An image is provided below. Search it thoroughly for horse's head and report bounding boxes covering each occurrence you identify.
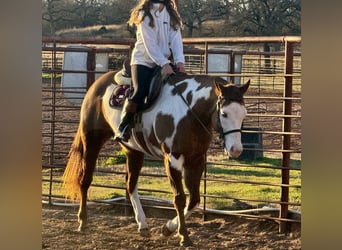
[214,79,250,158]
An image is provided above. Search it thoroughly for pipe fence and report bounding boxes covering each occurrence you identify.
[42,36,301,233]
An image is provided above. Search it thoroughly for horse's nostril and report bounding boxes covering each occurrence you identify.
[231,146,240,153]
[229,145,243,158]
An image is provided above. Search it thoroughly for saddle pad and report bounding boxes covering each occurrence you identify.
[109,84,130,107]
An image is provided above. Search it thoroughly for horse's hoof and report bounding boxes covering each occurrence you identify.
[139,228,151,237]
[77,225,84,232]
[180,238,193,247]
[161,224,173,237]
[77,223,87,232]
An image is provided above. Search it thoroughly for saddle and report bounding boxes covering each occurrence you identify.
[109,60,163,111]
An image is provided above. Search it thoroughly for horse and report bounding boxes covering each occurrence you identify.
[62,70,250,247]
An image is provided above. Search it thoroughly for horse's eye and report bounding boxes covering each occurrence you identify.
[221,112,227,118]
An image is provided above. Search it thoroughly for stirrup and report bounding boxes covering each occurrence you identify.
[114,125,131,142]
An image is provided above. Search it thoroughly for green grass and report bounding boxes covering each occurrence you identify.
[42,73,62,79]
[99,150,126,165]
[42,156,301,211]
[203,157,301,209]
[203,170,301,210]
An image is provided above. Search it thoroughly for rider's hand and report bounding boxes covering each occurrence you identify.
[162,63,175,75]
[161,63,175,79]
[176,62,186,74]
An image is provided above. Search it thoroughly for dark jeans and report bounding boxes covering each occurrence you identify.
[129,64,156,110]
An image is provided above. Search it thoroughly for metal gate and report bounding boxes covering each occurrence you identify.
[42,36,301,233]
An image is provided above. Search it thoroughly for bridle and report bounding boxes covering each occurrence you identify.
[168,75,243,140]
[216,96,243,140]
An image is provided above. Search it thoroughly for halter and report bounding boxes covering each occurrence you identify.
[216,97,242,139]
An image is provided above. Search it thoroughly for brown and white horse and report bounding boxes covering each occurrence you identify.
[62,71,250,246]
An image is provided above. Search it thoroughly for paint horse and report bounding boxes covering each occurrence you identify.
[62,70,250,247]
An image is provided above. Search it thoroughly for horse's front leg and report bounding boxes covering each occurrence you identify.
[124,148,149,235]
[163,153,192,247]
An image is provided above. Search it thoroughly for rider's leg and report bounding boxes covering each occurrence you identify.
[114,64,154,142]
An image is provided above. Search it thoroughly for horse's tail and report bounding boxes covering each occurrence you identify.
[62,125,84,201]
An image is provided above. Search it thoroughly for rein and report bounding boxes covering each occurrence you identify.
[168,75,213,136]
[168,75,242,138]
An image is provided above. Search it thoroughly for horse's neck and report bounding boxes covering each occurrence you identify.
[165,74,219,129]
[194,92,218,131]
[209,99,220,132]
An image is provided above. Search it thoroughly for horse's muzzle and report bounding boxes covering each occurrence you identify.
[226,145,243,158]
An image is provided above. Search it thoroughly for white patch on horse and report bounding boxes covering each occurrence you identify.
[130,187,148,231]
[169,153,185,171]
[220,102,247,158]
[142,77,212,154]
[166,206,197,233]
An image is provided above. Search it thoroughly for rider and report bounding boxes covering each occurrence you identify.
[114,0,187,142]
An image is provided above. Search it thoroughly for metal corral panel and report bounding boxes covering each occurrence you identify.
[208,49,242,84]
[62,45,108,104]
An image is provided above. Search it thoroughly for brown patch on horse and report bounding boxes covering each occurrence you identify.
[168,73,193,83]
[214,78,250,105]
[186,91,193,104]
[172,118,211,167]
[194,75,215,89]
[171,105,215,157]
[171,81,188,96]
[222,85,244,104]
[154,113,175,142]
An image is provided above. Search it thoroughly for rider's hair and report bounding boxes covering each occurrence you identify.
[128,0,183,31]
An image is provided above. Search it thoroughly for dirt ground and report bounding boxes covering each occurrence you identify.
[42,202,300,250]
[42,78,301,249]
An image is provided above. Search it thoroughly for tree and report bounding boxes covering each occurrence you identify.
[229,0,301,68]
[72,0,102,27]
[42,0,301,41]
[42,0,73,35]
[179,0,226,37]
[230,0,301,36]
[98,0,136,25]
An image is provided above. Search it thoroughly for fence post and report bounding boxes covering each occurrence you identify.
[203,154,208,221]
[230,51,235,83]
[204,41,208,74]
[279,40,294,233]
[87,47,96,90]
[48,40,58,205]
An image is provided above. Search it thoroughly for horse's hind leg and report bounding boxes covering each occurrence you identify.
[162,153,192,247]
[78,130,112,231]
[124,147,148,234]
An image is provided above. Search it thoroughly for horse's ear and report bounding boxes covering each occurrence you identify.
[239,79,250,95]
[214,77,225,95]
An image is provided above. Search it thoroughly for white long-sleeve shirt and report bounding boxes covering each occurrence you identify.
[130,4,185,68]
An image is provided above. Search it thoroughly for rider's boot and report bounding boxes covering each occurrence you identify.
[114,100,137,142]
